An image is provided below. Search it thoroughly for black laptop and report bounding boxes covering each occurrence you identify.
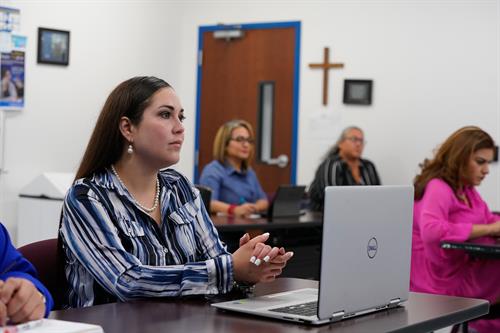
[441,241,500,259]
[265,185,306,219]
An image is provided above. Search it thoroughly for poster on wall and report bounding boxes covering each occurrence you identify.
[0,50,24,108]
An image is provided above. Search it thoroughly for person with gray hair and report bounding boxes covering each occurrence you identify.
[308,126,381,211]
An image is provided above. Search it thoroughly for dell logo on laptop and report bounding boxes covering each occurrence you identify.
[367,237,378,258]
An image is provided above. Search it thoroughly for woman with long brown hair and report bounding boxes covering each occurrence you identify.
[59,77,293,308]
[411,126,500,332]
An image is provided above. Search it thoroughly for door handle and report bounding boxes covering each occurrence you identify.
[256,82,289,169]
[263,154,289,168]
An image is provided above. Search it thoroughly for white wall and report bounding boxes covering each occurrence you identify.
[0,0,499,239]
[175,0,500,206]
[0,0,183,237]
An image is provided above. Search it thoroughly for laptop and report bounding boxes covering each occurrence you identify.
[441,241,500,259]
[212,185,414,325]
[264,185,306,219]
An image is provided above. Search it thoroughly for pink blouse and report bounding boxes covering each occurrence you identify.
[410,178,500,332]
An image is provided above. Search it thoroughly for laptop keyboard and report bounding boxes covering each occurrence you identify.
[269,301,318,316]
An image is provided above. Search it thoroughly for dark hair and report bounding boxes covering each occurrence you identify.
[75,76,171,180]
[413,126,495,200]
[1,68,10,77]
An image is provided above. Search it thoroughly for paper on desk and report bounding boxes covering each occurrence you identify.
[6,319,104,333]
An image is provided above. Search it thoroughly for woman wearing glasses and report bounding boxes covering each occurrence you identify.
[199,120,269,217]
[308,126,381,211]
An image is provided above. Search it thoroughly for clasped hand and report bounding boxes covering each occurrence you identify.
[232,233,294,284]
[0,278,45,325]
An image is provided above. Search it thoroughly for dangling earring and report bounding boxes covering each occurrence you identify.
[127,144,134,154]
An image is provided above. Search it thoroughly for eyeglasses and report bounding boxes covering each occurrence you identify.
[345,137,366,145]
[230,136,255,144]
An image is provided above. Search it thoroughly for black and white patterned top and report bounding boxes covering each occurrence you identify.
[308,155,381,211]
[60,168,233,308]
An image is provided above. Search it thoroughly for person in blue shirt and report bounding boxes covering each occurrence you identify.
[199,120,269,217]
[60,77,293,308]
[0,223,53,324]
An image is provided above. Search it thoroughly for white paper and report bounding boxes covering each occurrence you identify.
[307,110,342,141]
[10,319,104,333]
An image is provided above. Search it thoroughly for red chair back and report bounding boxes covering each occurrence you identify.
[18,238,66,310]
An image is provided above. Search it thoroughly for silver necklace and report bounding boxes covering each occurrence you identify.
[111,165,160,214]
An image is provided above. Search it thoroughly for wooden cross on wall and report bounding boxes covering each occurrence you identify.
[309,47,344,105]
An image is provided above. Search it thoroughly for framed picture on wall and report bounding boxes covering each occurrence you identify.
[343,79,373,105]
[37,27,70,66]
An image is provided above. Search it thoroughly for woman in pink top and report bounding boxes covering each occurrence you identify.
[411,126,500,333]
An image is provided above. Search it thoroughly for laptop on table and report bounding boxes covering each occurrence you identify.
[212,185,414,325]
[262,185,306,220]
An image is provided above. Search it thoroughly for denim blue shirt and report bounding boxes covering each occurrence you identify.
[199,160,267,204]
[0,223,54,316]
[60,168,233,308]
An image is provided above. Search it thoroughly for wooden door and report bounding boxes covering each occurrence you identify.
[194,22,300,193]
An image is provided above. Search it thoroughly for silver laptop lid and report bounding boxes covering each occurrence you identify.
[318,185,414,320]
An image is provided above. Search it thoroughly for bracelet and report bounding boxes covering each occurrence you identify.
[232,281,255,295]
[228,204,237,216]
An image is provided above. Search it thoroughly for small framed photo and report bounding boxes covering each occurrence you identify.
[343,79,373,105]
[37,27,70,66]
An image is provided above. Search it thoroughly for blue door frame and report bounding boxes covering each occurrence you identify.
[194,21,301,184]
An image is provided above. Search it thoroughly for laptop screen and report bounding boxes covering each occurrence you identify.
[267,185,306,219]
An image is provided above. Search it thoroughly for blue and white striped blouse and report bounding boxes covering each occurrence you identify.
[60,168,234,308]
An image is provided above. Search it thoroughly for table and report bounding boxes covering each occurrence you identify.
[212,211,323,279]
[50,278,489,333]
[210,210,322,231]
